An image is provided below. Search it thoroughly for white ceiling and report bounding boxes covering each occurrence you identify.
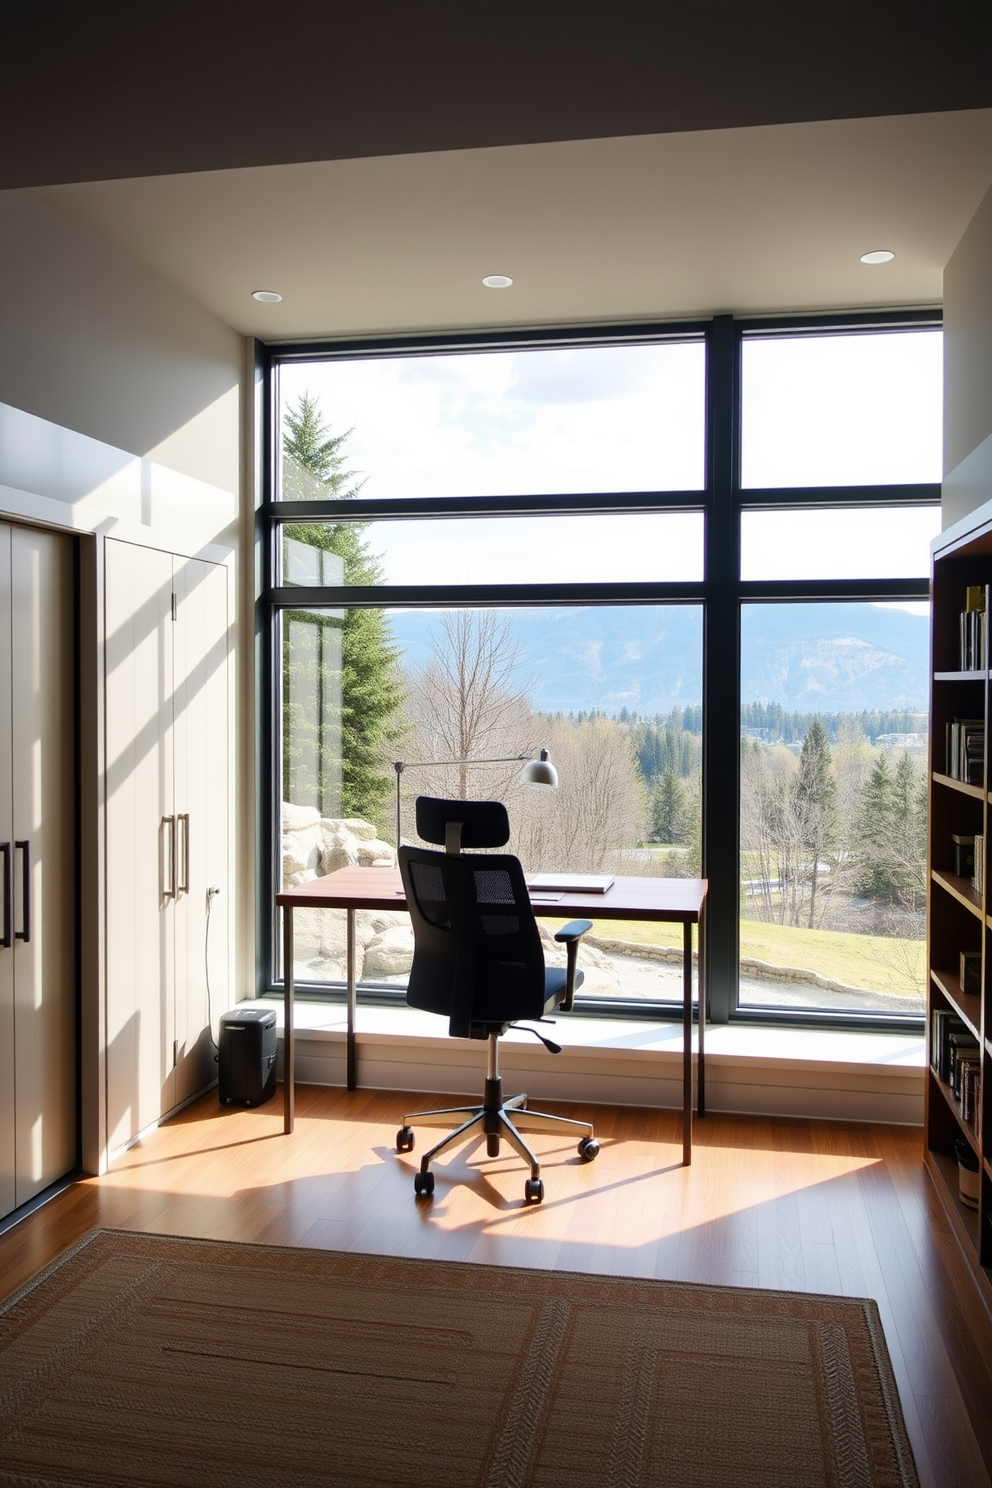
[35,109,992,341]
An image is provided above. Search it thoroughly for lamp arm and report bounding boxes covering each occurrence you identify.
[393,750,550,847]
[394,754,529,772]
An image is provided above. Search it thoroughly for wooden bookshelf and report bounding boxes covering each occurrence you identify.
[927,504,992,1302]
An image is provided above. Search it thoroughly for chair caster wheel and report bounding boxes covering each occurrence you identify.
[396,1126,415,1153]
[524,1177,544,1204]
[414,1170,435,1198]
[487,1133,501,1157]
[578,1137,600,1162]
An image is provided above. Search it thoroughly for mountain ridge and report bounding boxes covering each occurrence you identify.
[387,602,929,715]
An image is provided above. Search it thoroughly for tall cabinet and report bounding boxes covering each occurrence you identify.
[0,523,76,1220]
[104,538,230,1154]
[927,502,992,1306]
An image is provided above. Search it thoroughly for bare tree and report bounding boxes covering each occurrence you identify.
[401,612,648,868]
[740,740,795,922]
[411,612,530,789]
[400,611,533,836]
[514,716,648,872]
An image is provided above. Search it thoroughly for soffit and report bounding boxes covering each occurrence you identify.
[34,111,992,338]
[4,1,991,190]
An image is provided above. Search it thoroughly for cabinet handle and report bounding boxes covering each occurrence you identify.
[163,816,176,899]
[14,840,30,943]
[178,813,190,895]
[0,843,10,949]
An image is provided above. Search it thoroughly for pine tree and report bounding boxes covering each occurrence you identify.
[651,768,686,844]
[282,392,405,828]
[852,751,896,901]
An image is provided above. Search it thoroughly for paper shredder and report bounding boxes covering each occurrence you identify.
[218,1007,278,1106]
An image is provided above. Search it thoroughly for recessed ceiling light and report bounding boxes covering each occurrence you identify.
[859,250,895,265]
[482,274,513,289]
[252,289,283,303]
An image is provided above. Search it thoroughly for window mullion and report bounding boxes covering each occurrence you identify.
[702,315,742,1024]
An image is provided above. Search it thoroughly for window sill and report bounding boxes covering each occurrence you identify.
[257,998,924,1125]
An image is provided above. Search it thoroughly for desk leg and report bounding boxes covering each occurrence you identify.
[346,907,357,1091]
[284,904,295,1135]
[682,920,692,1165]
[697,902,706,1117]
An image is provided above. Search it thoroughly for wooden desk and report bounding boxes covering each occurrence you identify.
[276,868,707,1162]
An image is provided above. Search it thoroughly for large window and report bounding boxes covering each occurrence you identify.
[262,316,940,1028]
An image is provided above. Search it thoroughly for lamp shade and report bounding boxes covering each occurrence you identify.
[521,749,557,789]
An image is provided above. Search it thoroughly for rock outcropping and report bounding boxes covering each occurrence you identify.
[281,801,621,994]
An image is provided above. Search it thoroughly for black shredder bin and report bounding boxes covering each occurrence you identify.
[218,1007,278,1106]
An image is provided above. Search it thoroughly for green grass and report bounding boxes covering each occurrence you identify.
[570,914,924,999]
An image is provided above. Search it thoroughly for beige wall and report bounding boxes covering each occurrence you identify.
[0,190,242,496]
[942,180,992,527]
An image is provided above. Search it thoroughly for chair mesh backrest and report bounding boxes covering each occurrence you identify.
[400,846,546,1033]
[406,859,450,930]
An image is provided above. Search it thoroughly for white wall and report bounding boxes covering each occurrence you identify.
[0,190,242,497]
[943,180,992,527]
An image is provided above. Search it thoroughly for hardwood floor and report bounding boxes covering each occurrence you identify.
[2,1085,991,1487]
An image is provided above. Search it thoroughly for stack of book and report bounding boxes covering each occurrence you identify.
[960,585,987,670]
[946,717,985,784]
[973,834,985,895]
[931,1008,982,1127]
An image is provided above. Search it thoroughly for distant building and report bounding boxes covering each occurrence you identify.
[875,733,928,751]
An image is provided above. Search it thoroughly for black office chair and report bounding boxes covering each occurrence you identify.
[395,796,599,1204]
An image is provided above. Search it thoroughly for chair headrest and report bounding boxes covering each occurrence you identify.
[415,796,510,850]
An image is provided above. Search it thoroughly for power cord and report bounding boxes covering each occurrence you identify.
[206,884,221,1055]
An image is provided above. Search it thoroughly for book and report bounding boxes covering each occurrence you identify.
[960,587,987,670]
[931,1009,978,1084]
[958,1058,981,1126]
[946,718,985,784]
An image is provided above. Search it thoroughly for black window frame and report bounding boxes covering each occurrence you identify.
[257,309,939,1031]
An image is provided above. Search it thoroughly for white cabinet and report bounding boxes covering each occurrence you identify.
[0,523,75,1218]
[104,539,230,1152]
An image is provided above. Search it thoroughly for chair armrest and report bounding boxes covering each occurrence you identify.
[554,920,593,1011]
[554,919,593,943]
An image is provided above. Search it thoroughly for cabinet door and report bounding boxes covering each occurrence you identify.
[104,539,176,1149]
[0,526,13,1216]
[172,556,229,1105]
[10,525,76,1204]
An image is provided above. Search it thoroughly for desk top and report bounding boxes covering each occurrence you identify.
[277,865,706,922]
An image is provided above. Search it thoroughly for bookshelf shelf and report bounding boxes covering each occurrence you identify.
[927,511,992,1309]
[931,868,983,917]
[930,968,981,1037]
[931,771,986,801]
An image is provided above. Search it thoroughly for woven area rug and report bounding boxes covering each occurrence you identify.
[0,1229,917,1488]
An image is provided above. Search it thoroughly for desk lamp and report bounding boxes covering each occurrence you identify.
[393,748,556,848]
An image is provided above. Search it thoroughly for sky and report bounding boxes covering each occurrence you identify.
[279,329,943,595]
